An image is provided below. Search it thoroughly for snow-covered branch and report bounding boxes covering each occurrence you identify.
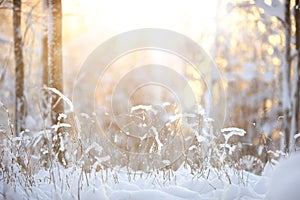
[254,0,284,21]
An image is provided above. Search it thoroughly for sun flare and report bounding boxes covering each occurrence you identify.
[62,0,228,52]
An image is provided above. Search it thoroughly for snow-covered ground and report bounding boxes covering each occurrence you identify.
[1,152,300,200]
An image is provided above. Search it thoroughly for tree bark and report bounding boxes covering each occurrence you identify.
[294,0,300,137]
[283,0,292,152]
[42,0,49,120]
[48,0,67,166]
[13,0,25,135]
[48,0,64,124]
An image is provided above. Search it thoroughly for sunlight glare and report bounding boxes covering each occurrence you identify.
[62,0,228,52]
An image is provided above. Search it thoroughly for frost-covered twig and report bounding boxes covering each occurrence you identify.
[221,127,246,143]
[45,87,74,113]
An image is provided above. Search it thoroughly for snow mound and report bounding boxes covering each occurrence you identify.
[0,165,266,200]
[266,153,300,200]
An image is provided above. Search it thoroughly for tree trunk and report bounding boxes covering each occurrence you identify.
[42,0,49,120]
[13,0,25,135]
[48,0,67,166]
[294,0,300,137]
[283,0,292,152]
[48,0,64,124]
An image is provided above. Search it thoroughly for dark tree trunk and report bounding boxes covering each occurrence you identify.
[294,0,300,137]
[13,0,25,135]
[283,0,292,152]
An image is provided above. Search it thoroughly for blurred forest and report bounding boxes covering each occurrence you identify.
[0,0,300,174]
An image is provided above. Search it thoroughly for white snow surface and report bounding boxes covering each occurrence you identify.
[1,153,300,199]
[265,153,300,200]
